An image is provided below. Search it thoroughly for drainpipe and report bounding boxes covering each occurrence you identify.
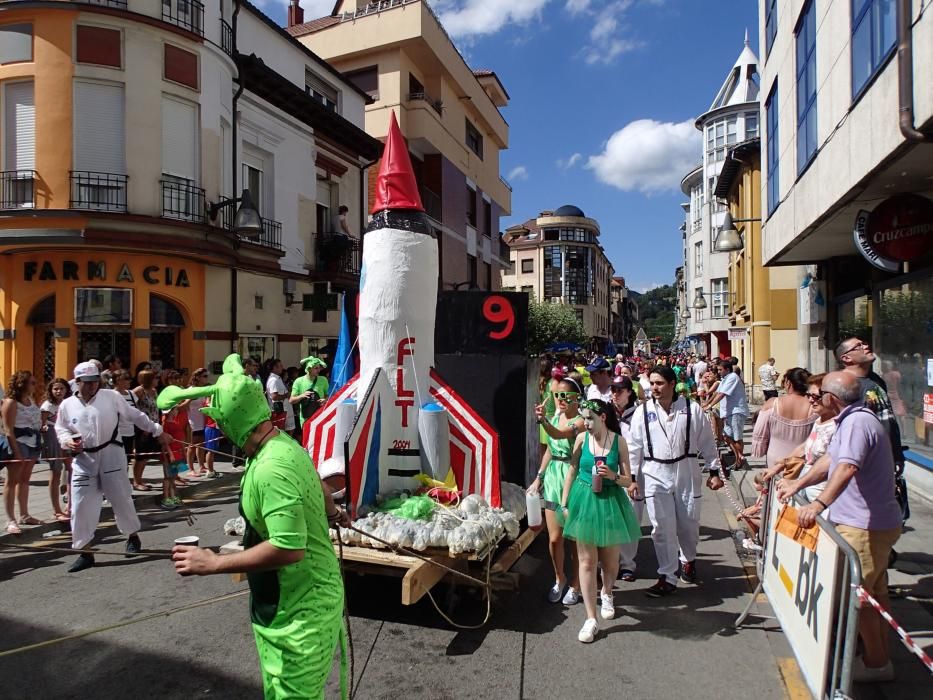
[897,0,933,142]
[230,0,244,353]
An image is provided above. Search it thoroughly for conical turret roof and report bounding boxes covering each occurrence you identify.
[708,30,759,111]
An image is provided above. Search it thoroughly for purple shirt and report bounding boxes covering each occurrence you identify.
[827,402,901,530]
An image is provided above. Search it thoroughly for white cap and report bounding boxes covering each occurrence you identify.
[318,457,346,499]
[74,361,101,381]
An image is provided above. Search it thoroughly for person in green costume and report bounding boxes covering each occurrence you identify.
[162,354,349,699]
[291,356,329,427]
[531,377,585,606]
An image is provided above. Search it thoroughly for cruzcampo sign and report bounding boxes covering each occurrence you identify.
[23,260,191,287]
[854,193,933,273]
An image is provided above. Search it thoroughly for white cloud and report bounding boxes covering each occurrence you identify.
[637,282,663,293]
[429,0,550,39]
[565,0,592,13]
[508,165,529,181]
[556,153,583,169]
[587,118,701,193]
[581,0,641,65]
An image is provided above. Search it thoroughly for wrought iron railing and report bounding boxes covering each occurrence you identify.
[162,0,204,36]
[499,174,512,192]
[76,0,128,8]
[220,18,233,56]
[407,91,443,115]
[221,205,283,251]
[0,170,36,209]
[317,232,361,276]
[161,178,205,222]
[70,171,128,212]
[419,186,442,221]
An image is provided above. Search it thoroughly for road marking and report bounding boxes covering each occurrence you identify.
[777,657,810,700]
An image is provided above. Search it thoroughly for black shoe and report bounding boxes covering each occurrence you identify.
[126,534,142,555]
[68,553,95,573]
[619,569,636,582]
[680,560,697,584]
[645,576,677,598]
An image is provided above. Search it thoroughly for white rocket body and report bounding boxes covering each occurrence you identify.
[357,225,441,489]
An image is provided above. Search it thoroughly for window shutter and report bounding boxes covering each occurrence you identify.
[4,81,34,170]
[74,81,125,173]
[161,97,197,179]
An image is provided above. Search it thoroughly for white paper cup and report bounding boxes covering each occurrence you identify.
[174,535,200,547]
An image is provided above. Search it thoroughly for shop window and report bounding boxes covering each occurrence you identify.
[240,335,276,365]
[150,295,185,327]
[75,288,132,325]
[851,0,896,99]
[0,24,32,65]
[26,294,55,325]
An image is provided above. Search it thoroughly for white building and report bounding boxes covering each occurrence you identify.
[680,35,761,358]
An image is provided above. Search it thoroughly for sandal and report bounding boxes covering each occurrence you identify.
[19,515,42,526]
[6,521,22,535]
[55,512,71,523]
[133,483,153,491]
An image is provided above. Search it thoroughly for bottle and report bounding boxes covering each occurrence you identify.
[525,490,543,531]
[591,462,603,493]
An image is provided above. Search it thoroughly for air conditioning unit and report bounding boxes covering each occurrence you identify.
[283,278,297,295]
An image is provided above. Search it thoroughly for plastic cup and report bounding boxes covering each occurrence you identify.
[174,535,200,547]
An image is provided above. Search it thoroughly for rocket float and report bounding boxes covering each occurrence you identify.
[306,113,501,513]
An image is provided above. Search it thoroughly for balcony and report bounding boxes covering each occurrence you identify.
[0,170,36,209]
[70,171,128,212]
[316,232,361,286]
[162,0,204,36]
[161,178,205,223]
[220,18,233,56]
[219,206,283,251]
[407,91,443,116]
[499,175,512,192]
[419,186,442,221]
[76,0,128,7]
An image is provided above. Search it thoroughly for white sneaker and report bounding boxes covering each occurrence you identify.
[578,617,599,643]
[599,592,615,620]
[547,582,564,604]
[852,657,894,683]
[562,586,581,605]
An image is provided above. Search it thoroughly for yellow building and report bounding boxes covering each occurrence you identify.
[288,0,511,290]
[712,138,802,397]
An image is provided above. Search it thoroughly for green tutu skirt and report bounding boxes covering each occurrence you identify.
[560,478,641,547]
[542,458,570,509]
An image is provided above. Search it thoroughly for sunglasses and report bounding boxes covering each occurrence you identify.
[805,390,828,401]
[552,391,579,401]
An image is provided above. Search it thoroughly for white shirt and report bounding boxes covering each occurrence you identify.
[693,360,708,384]
[758,363,779,390]
[265,374,295,431]
[56,388,162,451]
[586,383,613,403]
[188,397,207,431]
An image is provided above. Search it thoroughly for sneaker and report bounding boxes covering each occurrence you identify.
[645,576,677,598]
[680,560,697,585]
[159,499,178,511]
[619,568,636,582]
[577,617,599,643]
[125,534,142,555]
[68,552,95,573]
[547,582,564,604]
[599,592,615,620]
[852,657,894,683]
[562,587,581,605]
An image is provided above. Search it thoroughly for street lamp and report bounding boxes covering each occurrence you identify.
[693,290,708,309]
[208,188,263,237]
[713,211,763,253]
[681,306,691,319]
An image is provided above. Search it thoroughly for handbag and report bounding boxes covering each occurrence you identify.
[0,434,13,470]
[781,456,806,480]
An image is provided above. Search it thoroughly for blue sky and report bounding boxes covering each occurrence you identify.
[262,0,759,292]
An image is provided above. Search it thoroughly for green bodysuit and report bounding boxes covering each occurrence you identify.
[158,353,346,699]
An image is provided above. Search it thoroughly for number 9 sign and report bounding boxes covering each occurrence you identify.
[482,295,515,340]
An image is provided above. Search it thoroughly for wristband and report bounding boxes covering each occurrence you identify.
[326,510,342,523]
[814,498,829,511]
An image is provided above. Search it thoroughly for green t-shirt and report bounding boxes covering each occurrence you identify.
[291,374,329,425]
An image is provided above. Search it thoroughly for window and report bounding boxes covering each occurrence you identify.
[162,0,204,36]
[851,0,896,97]
[345,65,378,100]
[694,242,703,277]
[0,24,32,65]
[694,287,705,321]
[765,0,777,56]
[711,278,729,318]
[766,83,780,215]
[465,118,483,159]
[408,72,424,96]
[305,69,337,112]
[76,25,121,68]
[745,111,759,139]
[164,44,198,90]
[239,335,276,365]
[520,285,533,294]
[73,81,126,210]
[574,308,584,325]
[484,261,491,291]
[162,96,198,180]
[243,163,263,215]
[254,294,263,310]
[691,186,703,229]
[726,115,737,145]
[543,245,562,300]
[316,179,334,233]
[465,185,477,227]
[75,288,132,325]
[521,258,533,273]
[3,81,35,208]
[483,198,492,237]
[467,254,477,287]
[796,1,818,172]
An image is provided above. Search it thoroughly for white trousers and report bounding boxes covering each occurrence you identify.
[71,446,140,550]
[645,489,701,585]
[619,471,646,572]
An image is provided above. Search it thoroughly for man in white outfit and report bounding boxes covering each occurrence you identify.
[628,365,724,596]
[57,362,171,572]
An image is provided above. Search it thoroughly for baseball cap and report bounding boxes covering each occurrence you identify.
[74,361,101,381]
[585,357,611,373]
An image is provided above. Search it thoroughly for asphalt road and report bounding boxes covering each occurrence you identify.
[0,472,797,700]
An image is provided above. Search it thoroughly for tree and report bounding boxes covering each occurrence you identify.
[635,284,677,349]
[527,299,586,355]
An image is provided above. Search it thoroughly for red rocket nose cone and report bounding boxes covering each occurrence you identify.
[371,112,424,215]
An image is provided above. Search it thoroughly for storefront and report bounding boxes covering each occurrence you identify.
[0,251,205,385]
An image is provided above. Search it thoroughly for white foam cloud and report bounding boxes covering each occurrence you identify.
[429,0,550,39]
[508,165,529,181]
[556,153,583,169]
[587,119,701,193]
[581,0,641,65]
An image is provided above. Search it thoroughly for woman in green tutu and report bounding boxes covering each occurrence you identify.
[531,377,585,605]
[559,398,640,643]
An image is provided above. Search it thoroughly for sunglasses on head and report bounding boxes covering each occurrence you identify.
[552,391,579,401]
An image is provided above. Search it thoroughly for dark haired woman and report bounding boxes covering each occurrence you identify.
[1,371,42,533]
[558,398,640,642]
[532,377,585,605]
[752,367,815,468]
[610,376,637,426]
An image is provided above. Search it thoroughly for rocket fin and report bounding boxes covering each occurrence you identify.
[304,374,359,469]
